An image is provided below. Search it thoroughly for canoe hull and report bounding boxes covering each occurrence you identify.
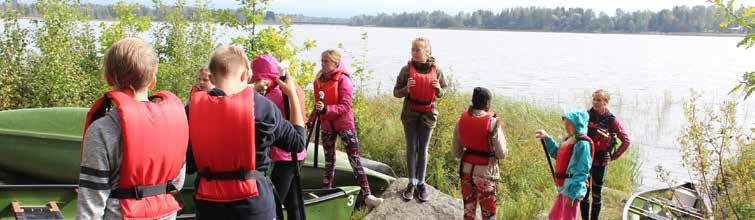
[0,185,361,219]
[0,134,80,183]
[0,108,395,193]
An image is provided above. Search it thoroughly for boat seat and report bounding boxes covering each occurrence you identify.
[11,201,64,220]
[671,188,697,209]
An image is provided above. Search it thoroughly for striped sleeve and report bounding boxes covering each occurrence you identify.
[77,115,120,220]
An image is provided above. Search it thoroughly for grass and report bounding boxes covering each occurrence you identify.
[345,89,640,219]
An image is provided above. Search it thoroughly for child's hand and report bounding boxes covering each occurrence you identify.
[252,80,270,94]
[315,101,325,112]
[407,78,416,89]
[275,74,298,97]
[431,79,441,90]
[534,129,549,139]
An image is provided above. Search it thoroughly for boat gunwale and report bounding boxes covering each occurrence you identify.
[0,184,79,189]
[175,186,359,206]
[0,128,81,142]
[0,107,85,141]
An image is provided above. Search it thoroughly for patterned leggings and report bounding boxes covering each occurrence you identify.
[461,174,497,220]
[321,129,372,195]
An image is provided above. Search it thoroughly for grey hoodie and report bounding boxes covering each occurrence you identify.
[77,110,185,220]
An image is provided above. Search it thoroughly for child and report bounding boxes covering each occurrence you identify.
[535,111,594,220]
[581,89,631,220]
[78,37,188,220]
[313,49,383,207]
[393,37,447,202]
[452,87,508,220]
[195,66,214,91]
[186,46,307,219]
[251,54,307,220]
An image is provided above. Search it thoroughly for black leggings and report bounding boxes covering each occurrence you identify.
[271,161,304,220]
[580,165,606,220]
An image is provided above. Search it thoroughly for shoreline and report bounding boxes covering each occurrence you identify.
[13,17,745,38]
[323,23,747,38]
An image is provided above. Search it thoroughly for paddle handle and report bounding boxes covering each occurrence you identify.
[312,92,325,169]
[313,116,321,169]
[541,139,556,182]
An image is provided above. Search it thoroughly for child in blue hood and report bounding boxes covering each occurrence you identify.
[535,111,593,220]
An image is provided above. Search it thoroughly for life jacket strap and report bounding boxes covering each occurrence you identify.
[553,172,573,179]
[199,168,256,181]
[463,148,495,157]
[407,97,435,106]
[110,182,177,200]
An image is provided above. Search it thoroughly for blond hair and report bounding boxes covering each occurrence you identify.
[593,89,611,102]
[103,37,158,90]
[317,49,342,81]
[208,46,250,79]
[412,37,432,55]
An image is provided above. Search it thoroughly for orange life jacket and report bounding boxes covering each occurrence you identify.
[458,111,497,165]
[189,87,259,202]
[83,90,188,219]
[314,70,350,121]
[407,60,438,112]
[554,135,595,187]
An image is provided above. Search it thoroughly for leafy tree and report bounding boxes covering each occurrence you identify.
[225,0,316,86]
[714,0,754,99]
[98,1,151,51]
[0,0,29,109]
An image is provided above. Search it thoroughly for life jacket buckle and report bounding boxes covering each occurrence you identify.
[166,181,178,194]
[133,185,143,200]
[201,167,214,180]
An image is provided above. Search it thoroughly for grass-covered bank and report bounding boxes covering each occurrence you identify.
[345,90,640,219]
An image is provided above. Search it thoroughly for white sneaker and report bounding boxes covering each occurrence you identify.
[365,194,384,208]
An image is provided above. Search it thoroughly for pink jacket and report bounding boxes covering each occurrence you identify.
[252,55,308,162]
[315,63,356,132]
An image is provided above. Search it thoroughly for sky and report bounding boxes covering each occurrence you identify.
[80,0,755,18]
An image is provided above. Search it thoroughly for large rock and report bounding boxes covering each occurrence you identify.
[364,178,480,220]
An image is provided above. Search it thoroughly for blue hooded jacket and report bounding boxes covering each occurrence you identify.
[544,110,592,201]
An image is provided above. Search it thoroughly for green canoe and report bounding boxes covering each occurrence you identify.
[0,107,394,189]
[0,184,361,219]
[0,107,396,219]
[622,182,707,220]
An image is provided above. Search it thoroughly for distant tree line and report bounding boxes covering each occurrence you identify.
[350,5,751,33]
[0,1,349,24]
[2,1,748,33]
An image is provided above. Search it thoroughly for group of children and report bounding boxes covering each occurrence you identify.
[392,37,631,220]
[76,36,630,220]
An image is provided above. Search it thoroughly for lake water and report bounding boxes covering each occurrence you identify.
[6,21,755,191]
[282,25,755,191]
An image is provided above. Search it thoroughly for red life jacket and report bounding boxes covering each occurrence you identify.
[407,60,438,113]
[553,135,595,187]
[458,111,497,165]
[82,90,188,219]
[314,70,350,121]
[189,87,259,202]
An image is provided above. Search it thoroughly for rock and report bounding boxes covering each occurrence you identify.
[364,178,480,220]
